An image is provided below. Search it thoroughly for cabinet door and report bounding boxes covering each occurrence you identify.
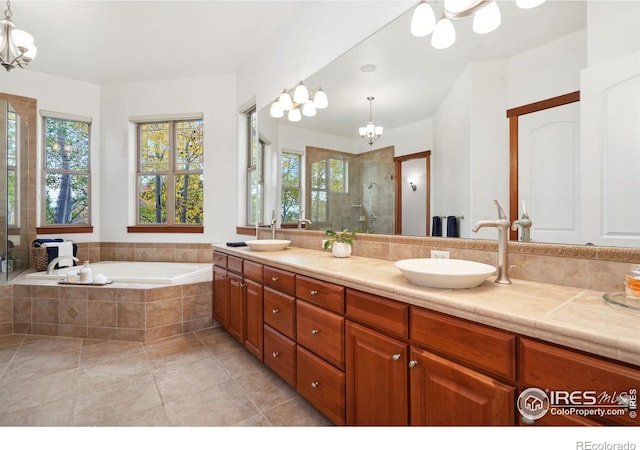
[409,346,514,426]
[244,278,263,361]
[212,267,228,327]
[346,321,408,426]
[227,272,245,343]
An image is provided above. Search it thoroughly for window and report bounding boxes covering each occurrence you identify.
[310,157,348,223]
[246,107,264,226]
[136,119,203,225]
[42,113,91,226]
[7,107,17,227]
[281,151,301,224]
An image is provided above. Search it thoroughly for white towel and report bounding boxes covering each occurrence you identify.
[43,241,74,268]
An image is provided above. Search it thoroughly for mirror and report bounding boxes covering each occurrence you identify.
[258,1,639,246]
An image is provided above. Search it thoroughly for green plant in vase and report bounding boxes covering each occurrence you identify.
[323,229,356,258]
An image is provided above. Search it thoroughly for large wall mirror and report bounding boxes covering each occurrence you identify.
[258,1,640,247]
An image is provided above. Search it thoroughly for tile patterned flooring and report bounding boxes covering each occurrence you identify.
[0,327,331,426]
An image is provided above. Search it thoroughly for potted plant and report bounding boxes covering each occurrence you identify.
[323,229,356,258]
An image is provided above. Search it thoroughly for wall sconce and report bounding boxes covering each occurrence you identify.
[408,178,417,191]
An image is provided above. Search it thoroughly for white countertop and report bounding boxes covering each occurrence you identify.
[213,243,640,367]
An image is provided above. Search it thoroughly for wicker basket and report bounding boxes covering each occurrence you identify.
[32,246,50,272]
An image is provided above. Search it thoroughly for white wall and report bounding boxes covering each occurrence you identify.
[1,70,101,242]
[587,0,640,68]
[99,75,237,244]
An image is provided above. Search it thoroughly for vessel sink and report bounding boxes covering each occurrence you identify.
[394,258,496,289]
[245,239,291,251]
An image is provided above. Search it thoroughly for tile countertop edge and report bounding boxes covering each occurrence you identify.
[212,244,640,366]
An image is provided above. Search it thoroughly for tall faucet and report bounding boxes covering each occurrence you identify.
[271,210,277,240]
[511,201,532,243]
[471,200,511,284]
[297,218,312,229]
[47,256,80,274]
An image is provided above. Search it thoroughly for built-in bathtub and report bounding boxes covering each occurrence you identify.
[24,261,212,285]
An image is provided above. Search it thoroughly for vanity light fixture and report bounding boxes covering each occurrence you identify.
[411,0,545,49]
[269,81,328,122]
[359,96,383,146]
[0,0,37,71]
[408,179,418,191]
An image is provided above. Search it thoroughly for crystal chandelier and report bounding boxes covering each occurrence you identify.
[0,0,37,71]
[359,96,383,146]
[270,81,328,122]
[411,0,546,50]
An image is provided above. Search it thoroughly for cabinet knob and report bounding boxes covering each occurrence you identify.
[311,329,319,335]
[272,352,279,358]
[271,276,279,281]
[310,290,318,295]
[391,353,401,361]
[408,360,418,368]
[240,282,246,288]
[311,381,319,388]
[272,308,279,314]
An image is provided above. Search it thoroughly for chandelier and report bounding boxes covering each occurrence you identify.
[0,0,37,71]
[411,0,546,50]
[359,96,383,146]
[270,81,328,122]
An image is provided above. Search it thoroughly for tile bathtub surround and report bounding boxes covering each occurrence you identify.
[10,281,213,342]
[0,329,331,426]
[266,229,640,293]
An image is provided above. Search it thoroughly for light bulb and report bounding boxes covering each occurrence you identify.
[288,108,301,122]
[313,89,328,109]
[12,29,34,50]
[358,127,367,137]
[375,126,383,137]
[516,0,545,9]
[270,99,284,118]
[278,90,293,111]
[302,101,316,117]
[431,17,456,49]
[411,2,436,37]
[293,82,309,104]
[444,0,476,14]
[366,122,375,135]
[473,1,501,34]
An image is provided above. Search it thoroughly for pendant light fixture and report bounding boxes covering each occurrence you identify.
[411,0,545,49]
[358,96,383,146]
[0,0,37,71]
[270,81,328,122]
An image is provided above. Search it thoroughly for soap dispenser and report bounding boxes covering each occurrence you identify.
[79,261,93,283]
[625,264,640,298]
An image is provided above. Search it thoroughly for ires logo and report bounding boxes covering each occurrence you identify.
[517,387,637,423]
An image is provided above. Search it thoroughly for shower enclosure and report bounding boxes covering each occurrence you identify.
[1,93,36,281]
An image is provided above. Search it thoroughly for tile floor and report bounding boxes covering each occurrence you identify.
[0,326,331,427]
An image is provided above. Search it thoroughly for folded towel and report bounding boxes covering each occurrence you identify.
[43,241,75,268]
[432,216,442,237]
[226,242,247,247]
[32,238,64,247]
[446,216,459,238]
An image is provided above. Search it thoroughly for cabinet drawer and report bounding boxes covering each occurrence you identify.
[346,289,408,340]
[228,255,243,273]
[296,275,344,314]
[243,260,263,283]
[212,251,228,268]
[410,307,516,381]
[264,287,296,340]
[297,300,345,370]
[297,346,346,426]
[263,325,296,387]
[520,338,640,426]
[263,266,296,296]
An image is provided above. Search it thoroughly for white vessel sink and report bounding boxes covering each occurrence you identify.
[395,258,496,289]
[245,239,291,252]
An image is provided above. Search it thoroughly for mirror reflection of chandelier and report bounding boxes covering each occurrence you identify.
[411,0,546,50]
[359,96,383,146]
[269,81,328,122]
[0,0,37,71]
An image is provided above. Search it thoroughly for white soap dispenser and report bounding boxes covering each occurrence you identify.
[79,261,93,283]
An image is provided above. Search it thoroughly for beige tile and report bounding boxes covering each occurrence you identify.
[235,367,298,412]
[0,396,74,426]
[152,357,231,402]
[198,329,245,355]
[0,368,79,415]
[118,302,145,328]
[87,301,117,327]
[146,298,182,328]
[32,298,59,324]
[263,396,332,426]
[215,347,266,379]
[80,339,144,366]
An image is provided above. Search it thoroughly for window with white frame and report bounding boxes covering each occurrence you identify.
[42,112,91,226]
[135,118,204,225]
[7,107,18,228]
[246,107,265,226]
[281,151,301,224]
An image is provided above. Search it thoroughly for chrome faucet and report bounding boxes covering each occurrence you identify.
[297,218,312,229]
[511,201,532,243]
[47,256,79,274]
[271,210,277,240]
[471,199,511,284]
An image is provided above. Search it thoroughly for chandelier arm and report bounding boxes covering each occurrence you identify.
[444,0,490,20]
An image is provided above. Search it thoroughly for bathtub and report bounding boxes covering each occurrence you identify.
[24,261,213,285]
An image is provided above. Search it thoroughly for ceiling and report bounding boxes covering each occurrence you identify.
[9,0,305,84]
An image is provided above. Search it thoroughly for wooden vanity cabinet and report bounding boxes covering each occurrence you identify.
[243,261,264,361]
[227,271,245,343]
[212,266,228,327]
[264,324,296,386]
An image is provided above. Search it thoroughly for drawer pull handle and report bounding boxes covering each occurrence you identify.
[272,309,279,314]
[310,290,318,295]
[272,352,279,358]
[408,360,418,368]
[391,353,401,361]
[311,329,319,335]
[311,381,319,388]
[271,276,279,281]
